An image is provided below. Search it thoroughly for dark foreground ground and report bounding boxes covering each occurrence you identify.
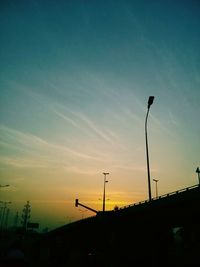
[0,224,200,267]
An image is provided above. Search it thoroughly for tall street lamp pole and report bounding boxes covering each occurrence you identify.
[196,167,200,185]
[145,96,155,201]
[153,179,159,199]
[102,172,109,212]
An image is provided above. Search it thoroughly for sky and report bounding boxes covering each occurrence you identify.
[0,0,200,230]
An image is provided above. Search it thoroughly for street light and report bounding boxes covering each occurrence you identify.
[145,96,155,201]
[153,179,159,199]
[196,167,200,185]
[102,172,109,212]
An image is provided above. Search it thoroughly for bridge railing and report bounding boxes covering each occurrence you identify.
[119,184,200,210]
[74,184,200,222]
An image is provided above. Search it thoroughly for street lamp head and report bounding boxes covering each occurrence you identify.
[153,179,159,182]
[103,172,109,175]
[148,96,155,109]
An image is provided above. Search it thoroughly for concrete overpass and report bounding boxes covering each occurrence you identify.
[42,184,200,266]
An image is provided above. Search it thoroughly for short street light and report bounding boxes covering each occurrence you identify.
[145,96,155,201]
[153,179,159,199]
[196,167,200,185]
[102,172,109,212]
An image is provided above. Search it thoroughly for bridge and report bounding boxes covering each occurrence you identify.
[41,184,200,266]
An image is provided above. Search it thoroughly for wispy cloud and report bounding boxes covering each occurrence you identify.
[68,110,114,143]
[0,126,144,175]
[168,110,178,125]
[111,164,158,172]
[53,110,81,129]
[0,155,53,169]
[0,125,48,148]
[75,112,112,142]
[148,113,178,139]
[0,125,106,170]
[53,103,122,146]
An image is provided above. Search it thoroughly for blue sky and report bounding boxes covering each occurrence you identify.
[0,0,200,230]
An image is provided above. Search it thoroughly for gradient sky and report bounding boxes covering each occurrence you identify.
[0,0,200,230]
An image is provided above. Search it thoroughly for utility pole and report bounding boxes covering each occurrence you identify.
[21,201,31,231]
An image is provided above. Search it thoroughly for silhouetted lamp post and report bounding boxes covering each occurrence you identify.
[153,179,159,199]
[196,167,200,185]
[145,96,155,201]
[102,172,109,212]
